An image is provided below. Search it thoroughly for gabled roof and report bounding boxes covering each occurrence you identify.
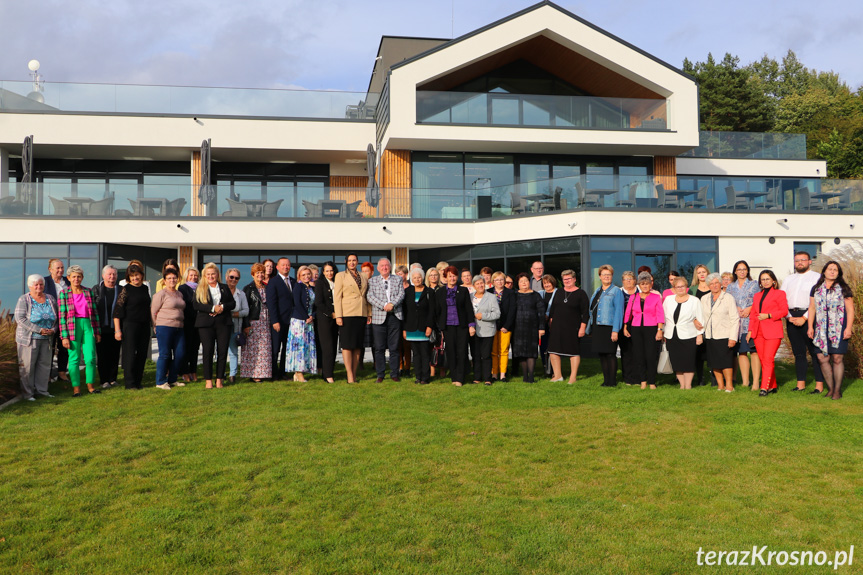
[389,1,693,82]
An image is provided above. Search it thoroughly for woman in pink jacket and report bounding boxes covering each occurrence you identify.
[622,272,665,389]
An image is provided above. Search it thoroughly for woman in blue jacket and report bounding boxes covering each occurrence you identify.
[587,265,624,387]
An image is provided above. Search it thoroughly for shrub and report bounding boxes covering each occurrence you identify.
[0,306,20,402]
[813,241,863,379]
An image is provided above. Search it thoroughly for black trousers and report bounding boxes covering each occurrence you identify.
[372,314,401,379]
[472,335,494,383]
[619,333,637,384]
[630,325,660,386]
[316,314,339,380]
[271,324,289,379]
[181,324,200,376]
[786,312,824,382]
[121,321,150,389]
[694,340,707,384]
[51,332,69,376]
[96,325,121,384]
[200,322,232,380]
[411,340,431,382]
[443,325,469,383]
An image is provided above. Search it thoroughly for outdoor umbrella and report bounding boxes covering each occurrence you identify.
[21,135,33,208]
[365,143,380,208]
[198,139,215,211]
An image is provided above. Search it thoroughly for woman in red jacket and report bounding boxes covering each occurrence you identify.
[746,270,788,396]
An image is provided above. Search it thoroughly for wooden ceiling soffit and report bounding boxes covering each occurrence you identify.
[417,34,663,100]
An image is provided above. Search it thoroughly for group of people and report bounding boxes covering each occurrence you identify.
[13,250,855,401]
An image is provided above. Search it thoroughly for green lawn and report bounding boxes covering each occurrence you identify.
[1,360,861,574]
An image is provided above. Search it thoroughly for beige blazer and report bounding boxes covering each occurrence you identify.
[700,291,740,341]
[333,270,370,319]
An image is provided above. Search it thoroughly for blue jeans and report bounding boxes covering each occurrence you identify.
[155,326,186,385]
[228,331,239,377]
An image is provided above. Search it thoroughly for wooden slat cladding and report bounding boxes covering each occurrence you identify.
[381,150,411,217]
[329,176,372,217]
[653,156,676,189]
[419,35,663,100]
[178,246,195,277]
[191,151,205,217]
[394,247,408,268]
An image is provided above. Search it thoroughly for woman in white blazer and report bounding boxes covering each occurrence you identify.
[663,276,704,389]
[700,273,740,392]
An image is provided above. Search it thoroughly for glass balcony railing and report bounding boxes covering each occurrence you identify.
[0,80,379,120]
[680,131,807,160]
[416,91,668,130]
[1,177,861,220]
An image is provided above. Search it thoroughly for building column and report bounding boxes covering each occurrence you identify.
[178,245,197,276]
[654,156,676,190]
[393,247,409,268]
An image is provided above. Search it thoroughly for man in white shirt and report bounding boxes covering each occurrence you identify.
[783,251,824,392]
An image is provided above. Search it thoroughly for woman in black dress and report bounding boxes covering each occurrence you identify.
[511,273,546,383]
[113,263,152,390]
[314,261,339,383]
[547,269,589,384]
[540,274,558,376]
[689,264,711,385]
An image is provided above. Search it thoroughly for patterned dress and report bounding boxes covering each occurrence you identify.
[726,279,759,339]
[240,286,272,379]
[286,286,317,373]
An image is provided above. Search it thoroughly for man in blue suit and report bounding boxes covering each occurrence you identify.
[43,258,70,382]
[266,257,295,380]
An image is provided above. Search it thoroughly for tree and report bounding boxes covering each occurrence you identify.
[683,53,773,132]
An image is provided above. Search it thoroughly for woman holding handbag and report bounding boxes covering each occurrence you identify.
[747,270,788,396]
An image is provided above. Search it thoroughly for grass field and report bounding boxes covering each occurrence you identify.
[1,359,861,574]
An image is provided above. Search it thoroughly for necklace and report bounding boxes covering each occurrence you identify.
[563,289,574,303]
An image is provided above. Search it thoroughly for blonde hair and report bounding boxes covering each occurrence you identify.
[435,261,449,271]
[183,266,199,284]
[425,267,440,288]
[690,264,710,287]
[296,265,311,283]
[672,276,689,288]
[598,265,614,276]
[196,262,220,304]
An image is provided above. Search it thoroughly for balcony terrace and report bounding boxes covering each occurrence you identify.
[0,80,379,120]
[2,176,860,220]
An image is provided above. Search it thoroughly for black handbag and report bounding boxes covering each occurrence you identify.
[431,330,445,367]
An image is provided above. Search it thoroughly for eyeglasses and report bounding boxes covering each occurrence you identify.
[228,276,239,280]
[505,281,513,285]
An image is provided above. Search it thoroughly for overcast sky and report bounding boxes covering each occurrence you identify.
[1,0,861,92]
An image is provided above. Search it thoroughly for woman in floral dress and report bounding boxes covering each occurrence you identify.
[241,263,272,381]
[286,266,317,382]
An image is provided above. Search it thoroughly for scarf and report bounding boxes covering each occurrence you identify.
[185,282,198,290]
[813,283,846,354]
[348,269,362,290]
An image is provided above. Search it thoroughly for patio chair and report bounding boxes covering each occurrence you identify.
[575,182,599,207]
[722,186,749,210]
[345,200,363,218]
[834,188,852,210]
[654,184,677,209]
[685,186,709,209]
[509,191,526,214]
[87,197,114,216]
[49,196,73,216]
[538,187,561,212]
[795,187,825,211]
[166,198,187,217]
[763,186,781,210]
[224,198,250,217]
[261,199,283,217]
[615,183,637,208]
[302,199,321,218]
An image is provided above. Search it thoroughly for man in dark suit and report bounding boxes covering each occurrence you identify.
[266,257,295,380]
[43,258,70,382]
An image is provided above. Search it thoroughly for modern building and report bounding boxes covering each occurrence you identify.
[1,1,860,312]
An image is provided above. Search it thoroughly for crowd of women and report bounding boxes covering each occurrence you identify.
[14,251,856,401]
